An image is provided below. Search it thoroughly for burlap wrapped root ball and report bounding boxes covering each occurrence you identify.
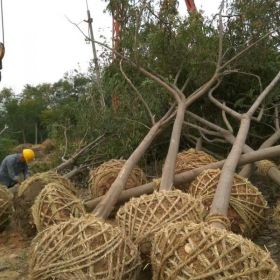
[189,169,268,236]
[29,214,141,280]
[89,159,147,198]
[174,148,217,191]
[14,171,75,237]
[117,190,205,257]
[151,222,280,279]
[0,185,13,230]
[32,182,86,232]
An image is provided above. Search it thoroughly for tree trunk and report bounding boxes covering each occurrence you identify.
[93,121,167,219]
[209,116,251,226]
[239,129,280,178]
[84,145,280,210]
[160,102,187,190]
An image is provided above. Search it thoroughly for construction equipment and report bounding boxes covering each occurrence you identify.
[185,0,197,13]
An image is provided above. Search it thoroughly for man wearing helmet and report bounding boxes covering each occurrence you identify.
[0,149,35,188]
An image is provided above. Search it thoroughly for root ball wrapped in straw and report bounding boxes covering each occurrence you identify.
[14,171,74,237]
[189,169,268,236]
[174,149,217,190]
[0,185,13,230]
[175,148,217,174]
[32,182,86,232]
[152,222,280,279]
[29,214,141,280]
[117,190,205,256]
[89,159,146,198]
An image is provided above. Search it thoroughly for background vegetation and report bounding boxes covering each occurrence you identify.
[0,0,279,175]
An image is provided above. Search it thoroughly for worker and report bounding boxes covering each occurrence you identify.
[0,149,35,188]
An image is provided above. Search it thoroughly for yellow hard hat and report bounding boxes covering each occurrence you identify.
[22,149,35,162]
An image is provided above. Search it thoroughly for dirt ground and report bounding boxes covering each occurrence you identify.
[0,175,280,280]
[0,224,30,280]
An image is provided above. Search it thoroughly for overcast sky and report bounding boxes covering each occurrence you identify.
[0,0,221,93]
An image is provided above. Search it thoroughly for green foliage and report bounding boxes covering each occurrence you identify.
[0,137,18,161]
[1,0,280,169]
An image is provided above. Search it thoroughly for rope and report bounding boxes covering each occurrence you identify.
[205,214,231,230]
[257,160,276,176]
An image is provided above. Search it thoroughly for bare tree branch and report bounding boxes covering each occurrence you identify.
[275,106,280,130]
[222,104,234,133]
[0,124,8,136]
[119,59,155,125]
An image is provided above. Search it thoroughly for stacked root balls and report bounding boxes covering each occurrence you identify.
[14,171,74,236]
[117,190,205,257]
[0,185,13,230]
[152,222,280,279]
[89,159,147,198]
[32,182,85,232]
[30,215,141,280]
[189,168,268,236]
[174,149,217,190]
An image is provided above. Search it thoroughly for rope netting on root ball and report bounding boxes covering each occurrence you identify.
[89,159,147,199]
[32,182,86,232]
[116,190,205,258]
[14,171,75,237]
[189,169,268,236]
[151,222,280,280]
[257,159,277,176]
[0,185,13,231]
[29,214,141,280]
[174,148,217,191]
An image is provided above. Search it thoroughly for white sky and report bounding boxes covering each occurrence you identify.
[0,0,220,94]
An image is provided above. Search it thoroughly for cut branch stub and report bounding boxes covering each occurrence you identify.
[189,169,268,236]
[151,222,280,280]
[116,190,205,259]
[89,159,147,199]
[0,185,13,231]
[29,214,141,280]
[32,182,86,232]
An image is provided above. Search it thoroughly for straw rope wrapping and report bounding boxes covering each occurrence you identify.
[32,182,86,232]
[174,149,217,191]
[0,185,13,229]
[18,171,75,197]
[116,190,205,257]
[175,148,217,174]
[273,200,280,234]
[257,160,277,176]
[151,222,280,280]
[29,214,141,280]
[89,159,147,199]
[189,169,268,236]
[14,171,75,237]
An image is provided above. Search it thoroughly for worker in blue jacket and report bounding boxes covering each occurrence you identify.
[0,149,35,188]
